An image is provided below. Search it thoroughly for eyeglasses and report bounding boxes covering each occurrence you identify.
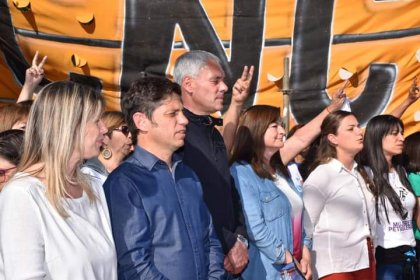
[0,166,17,183]
[112,125,130,137]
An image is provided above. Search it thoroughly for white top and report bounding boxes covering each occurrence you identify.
[0,173,117,280]
[374,169,416,249]
[287,162,303,191]
[274,173,303,217]
[81,165,107,185]
[303,159,376,278]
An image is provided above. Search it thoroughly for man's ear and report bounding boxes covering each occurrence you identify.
[132,112,149,132]
[327,133,338,146]
[182,76,194,95]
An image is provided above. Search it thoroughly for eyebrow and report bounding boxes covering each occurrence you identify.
[209,75,224,81]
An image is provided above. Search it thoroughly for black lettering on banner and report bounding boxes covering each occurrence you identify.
[290,0,395,124]
[0,0,31,86]
[120,0,264,108]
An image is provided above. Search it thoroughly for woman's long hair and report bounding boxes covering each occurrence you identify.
[360,114,413,223]
[19,81,104,217]
[310,111,355,172]
[403,131,420,174]
[230,105,289,179]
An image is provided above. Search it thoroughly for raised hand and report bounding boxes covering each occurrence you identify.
[18,51,48,102]
[25,51,48,89]
[408,75,420,103]
[327,84,346,112]
[231,65,255,105]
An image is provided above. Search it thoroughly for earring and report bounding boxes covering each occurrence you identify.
[102,148,112,160]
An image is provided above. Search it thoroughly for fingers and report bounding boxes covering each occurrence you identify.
[338,79,350,96]
[240,66,248,80]
[300,263,307,274]
[240,65,255,81]
[27,67,36,76]
[32,51,39,66]
[409,76,420,97]
[223,257,234,273]
[38,55,48,69]
[247,65,255,81]
[233,83,246,93]
[31,50,47,73]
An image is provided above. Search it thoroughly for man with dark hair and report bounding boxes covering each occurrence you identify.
[104,76,225,280]
[174,50,254,276]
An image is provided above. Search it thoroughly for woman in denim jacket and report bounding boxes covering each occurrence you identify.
[229,100,343,279]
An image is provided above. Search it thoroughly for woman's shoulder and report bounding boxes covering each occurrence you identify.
[304,160,340,188]
[306,161,334,177]
[230,161,265,183]
[230,161,254,173]
[0,173,46,208]
[2,173,44,194]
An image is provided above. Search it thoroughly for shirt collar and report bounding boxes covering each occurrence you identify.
[131,145,182,171]
[330,158,358,173]
[183,108,223,126]
[84,157,109,175]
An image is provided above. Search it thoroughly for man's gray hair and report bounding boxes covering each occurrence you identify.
[173,50,221,84]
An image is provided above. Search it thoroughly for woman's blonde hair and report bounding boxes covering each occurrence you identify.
[19,81,104,217]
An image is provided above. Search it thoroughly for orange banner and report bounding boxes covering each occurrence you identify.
[0,0,419,134]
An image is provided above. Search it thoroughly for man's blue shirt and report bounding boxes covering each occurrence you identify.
[103,146,225,280]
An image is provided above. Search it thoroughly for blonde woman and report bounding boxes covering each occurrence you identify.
[0,81,117,279]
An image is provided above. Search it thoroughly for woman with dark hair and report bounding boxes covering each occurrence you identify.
[0,129,24,191]
[229,91,343,280]
[403,131,420,273]
[362,115,417,279]
[82,111,133,182]
[0,81,117,279]
[303,111,376,279]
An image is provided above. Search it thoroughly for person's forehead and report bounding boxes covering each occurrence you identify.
[156,94,182,109]
[199,60,225,77]
[341,115,358,126]
[0,157,15,169]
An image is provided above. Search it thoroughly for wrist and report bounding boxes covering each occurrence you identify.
[404,98,415,106]
[326,106,332,113]
[236,234,248,248]
[229,100,244,110]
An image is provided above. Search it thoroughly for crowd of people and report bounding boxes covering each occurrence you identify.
[0,49,419,280]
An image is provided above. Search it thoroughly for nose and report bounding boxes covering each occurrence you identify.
[398,133,405,141]
[277,124,286,134]
[99,120,108,134]
[178,111,189,126]
[220,81,228,93]
[126,133,133,144]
